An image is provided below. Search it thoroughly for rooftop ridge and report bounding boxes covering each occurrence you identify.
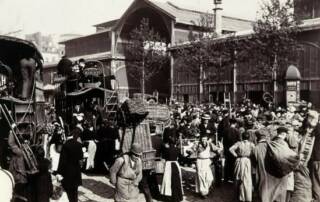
[221,15,254,23]
[93,19,119,27]
[164,1,253,22]
[165,1,211,15]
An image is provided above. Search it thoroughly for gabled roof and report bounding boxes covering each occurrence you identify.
[112,0,176,31]
[152,1,253,31]
[59,30,110,44]
[111,0,253,32]
[93,19,119,28]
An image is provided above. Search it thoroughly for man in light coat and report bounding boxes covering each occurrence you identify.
[110,143,143,202]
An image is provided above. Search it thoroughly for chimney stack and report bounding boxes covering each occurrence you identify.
[213,0,223,36]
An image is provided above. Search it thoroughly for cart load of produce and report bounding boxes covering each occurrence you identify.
[120,98,149,126]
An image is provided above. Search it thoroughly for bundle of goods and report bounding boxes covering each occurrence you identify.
[120,99,148,127]
[265,139,300,178]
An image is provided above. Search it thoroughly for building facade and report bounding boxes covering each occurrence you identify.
[56,0,252,100]
[172,2,320,107]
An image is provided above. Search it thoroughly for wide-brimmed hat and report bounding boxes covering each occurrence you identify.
[130,143,142,156]
[201,114,211,120]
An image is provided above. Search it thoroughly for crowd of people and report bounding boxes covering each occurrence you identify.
[2,98,320,202]
[146,100,320,202]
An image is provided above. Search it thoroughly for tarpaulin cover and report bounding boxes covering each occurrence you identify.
[66,87,115,97]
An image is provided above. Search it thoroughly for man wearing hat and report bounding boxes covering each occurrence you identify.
[199,114,216,141]
[110,143,143,202]
[57,126,83,202]
[223,118,241,182]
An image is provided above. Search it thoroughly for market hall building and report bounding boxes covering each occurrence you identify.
[56,0,252,101]
[171,0,320,107]
[54,0,320,107]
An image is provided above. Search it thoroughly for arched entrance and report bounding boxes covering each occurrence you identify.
[114,5,172,99]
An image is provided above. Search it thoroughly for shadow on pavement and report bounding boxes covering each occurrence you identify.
[182,167,237,202]
[82,178,115,199]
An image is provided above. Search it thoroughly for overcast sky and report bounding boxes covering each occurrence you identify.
[0,0,264,36]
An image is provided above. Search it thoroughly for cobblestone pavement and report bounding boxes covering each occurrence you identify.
[53,167,236,202]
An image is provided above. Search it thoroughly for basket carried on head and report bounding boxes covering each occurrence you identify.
[120,99,148,127]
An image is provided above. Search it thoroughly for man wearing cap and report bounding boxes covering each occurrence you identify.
[289,110,319,202]
[305,110,320,202]
[253,129,289,202]
[110,143,143,202]
[190,134,222,198]
[57,126,83,202]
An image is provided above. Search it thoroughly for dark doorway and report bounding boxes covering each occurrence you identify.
[248,91,264,105]
[183,94,189,103]
[210,92,224,104]
[300,90,310,102]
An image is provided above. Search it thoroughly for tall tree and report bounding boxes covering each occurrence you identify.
[175,13,221,103]
[124,18,169,100]
[251,0,300,103]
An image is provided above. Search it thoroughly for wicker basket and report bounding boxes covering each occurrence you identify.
[146,105,170,122]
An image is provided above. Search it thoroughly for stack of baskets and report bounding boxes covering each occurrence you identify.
[119,121,157,170]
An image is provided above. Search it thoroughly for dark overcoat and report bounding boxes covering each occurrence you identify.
[57,138,83,189]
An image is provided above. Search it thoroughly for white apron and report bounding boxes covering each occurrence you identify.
[195,145,213,196]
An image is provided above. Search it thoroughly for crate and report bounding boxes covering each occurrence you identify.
[142,149,156,159]
[142,150,157,170]
[143,159,156,170]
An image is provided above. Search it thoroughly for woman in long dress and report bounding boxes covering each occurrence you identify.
[229,131,255,202]
[160,137,183,202]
